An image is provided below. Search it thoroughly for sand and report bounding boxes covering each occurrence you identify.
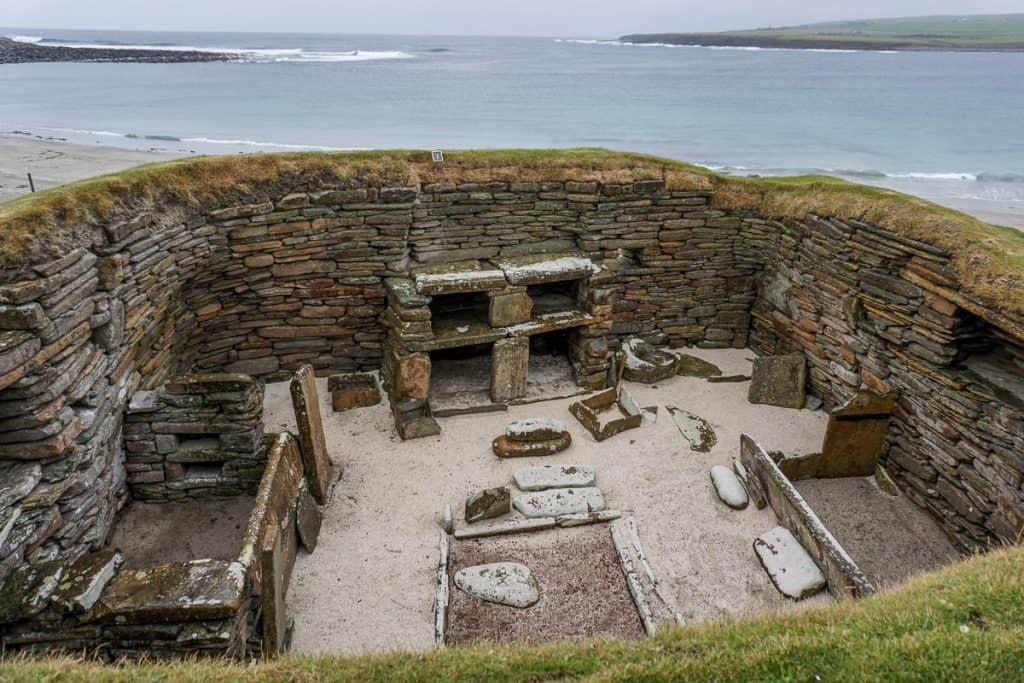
[1,135,1022,231]
[266,349,850,655]
[0,134,184,202]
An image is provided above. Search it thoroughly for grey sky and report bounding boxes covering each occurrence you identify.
[3,1,1021,37]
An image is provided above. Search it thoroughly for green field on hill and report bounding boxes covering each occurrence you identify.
[622,14,1024,51]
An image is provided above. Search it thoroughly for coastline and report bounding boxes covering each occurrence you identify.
[617,34,1024,52]
[1,133,1021,230]
[0,37,235,64]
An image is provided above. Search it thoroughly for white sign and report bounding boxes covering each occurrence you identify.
[431,150,444,163]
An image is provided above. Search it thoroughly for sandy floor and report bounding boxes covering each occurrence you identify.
[795,477,959,588]
[447,525,644,645]
[106,497,254,569]
[267,348,850,655]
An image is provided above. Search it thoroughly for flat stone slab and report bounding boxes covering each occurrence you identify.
[754,526,827,600]
[513,465,597,491]
[491,253,596,286]
[506,417,567,443]
[454,562,540,608]
[513,487,605,518]
[492,433,571,458]
[676,353,723,378]
[667,407,717,453]
[412,260,507,295]
[748,354,807,409]
[51,550,123,614]
[710,465,749,510]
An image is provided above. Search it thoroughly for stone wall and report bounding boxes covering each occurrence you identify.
[124,373,265,501]
[0,164,1021,588]
[740,214,1024,551]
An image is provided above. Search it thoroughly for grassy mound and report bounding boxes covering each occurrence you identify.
[0,148,1022,317]
[1,546,1021,681]
[621,13,1024,51]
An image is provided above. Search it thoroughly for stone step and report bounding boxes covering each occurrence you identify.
[512,486,605,518]
[513,465,596,491]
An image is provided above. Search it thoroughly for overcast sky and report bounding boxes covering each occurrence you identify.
[3,1,1020,37]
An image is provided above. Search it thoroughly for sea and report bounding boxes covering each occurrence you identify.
[2,29,1023,220]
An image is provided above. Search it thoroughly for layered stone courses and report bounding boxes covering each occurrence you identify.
[0,168,1020,602]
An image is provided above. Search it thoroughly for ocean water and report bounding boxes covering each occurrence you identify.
[2,28,1023,214]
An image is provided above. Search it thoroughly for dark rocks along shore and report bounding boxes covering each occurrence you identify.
[0,37,236,64]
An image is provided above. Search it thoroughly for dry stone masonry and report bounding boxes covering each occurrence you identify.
[0,155,1022,657]
[124,373,265,501]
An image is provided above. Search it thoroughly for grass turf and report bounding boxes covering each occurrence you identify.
[621,13,1024,51]
[0,148,1022,317]
[0,545,1022,681]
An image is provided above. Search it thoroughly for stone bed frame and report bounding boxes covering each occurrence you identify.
[1,157,1022,656]
[0,430,306,658]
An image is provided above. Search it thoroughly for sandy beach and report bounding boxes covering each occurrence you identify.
[1,133,1022,230]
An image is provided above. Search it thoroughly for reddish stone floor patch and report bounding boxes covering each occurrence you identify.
[446,525,643,645]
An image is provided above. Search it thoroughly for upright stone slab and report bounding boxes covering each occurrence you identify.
[491,337,528,402]
[260,519,287,657]
[289,365,333,504]
[748,354,807,409]
[780,391,896,480]
[819,391,895,475]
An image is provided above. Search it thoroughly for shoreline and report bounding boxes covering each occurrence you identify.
[617,34,1024,53]
[0,37,236,64]
[1,133,1021,230]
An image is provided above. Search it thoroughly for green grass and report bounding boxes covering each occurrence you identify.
[1,148,1022,317]
[621,13,1024,50]
[1,546,1022,681]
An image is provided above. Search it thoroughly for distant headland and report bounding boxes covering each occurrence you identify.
[0,37,235,64]
[621,13,1024,52]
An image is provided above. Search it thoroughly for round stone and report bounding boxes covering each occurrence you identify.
[454,562,540,608]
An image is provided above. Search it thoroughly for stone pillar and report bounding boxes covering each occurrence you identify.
[491,338,528,402]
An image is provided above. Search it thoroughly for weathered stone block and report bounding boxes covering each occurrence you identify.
[289,365,333,504]
[490,337,528,402]
[396,353,430,400]
[465,487,511,524]
[488,292,532,327]
[328,372,381,412]
[748,354,807,409]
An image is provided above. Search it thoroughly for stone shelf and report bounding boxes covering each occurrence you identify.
[412,260,507,296]
[506,310,597,338]
[420,313,506,352]
[491,252,596,286]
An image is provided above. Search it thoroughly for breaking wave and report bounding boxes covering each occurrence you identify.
[21,127,369,152]
[7,34,412,63]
